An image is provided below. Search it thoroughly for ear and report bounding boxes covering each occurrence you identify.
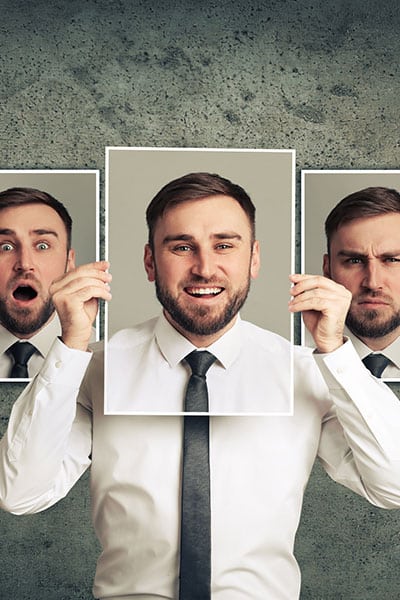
[66,248,76,272]
[144,244,156,282]
[250,240,261,279]
[323,253,330,278]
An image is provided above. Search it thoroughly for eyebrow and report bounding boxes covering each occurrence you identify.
[0,228,59,238]
[162,232,243,245]
[337,249,400,259]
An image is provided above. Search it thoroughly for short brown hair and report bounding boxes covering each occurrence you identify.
[0,187,72,249]
[325,186,400,253]
[146,172,256,248]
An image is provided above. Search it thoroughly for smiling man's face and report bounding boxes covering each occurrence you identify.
[324,212,400,350]
[0,203,75,338]
[144,194,260,346]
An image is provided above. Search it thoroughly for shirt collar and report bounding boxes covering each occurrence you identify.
[0,313,62,358]
[155,312,243,369]
[344,325,400,368]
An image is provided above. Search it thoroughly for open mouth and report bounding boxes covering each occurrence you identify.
[13,285,38,302]
[185,286,224,298]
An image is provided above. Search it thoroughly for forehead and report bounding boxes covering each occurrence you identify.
[330,213,400,251]
[0,203,67,236]
[153,194,252,238]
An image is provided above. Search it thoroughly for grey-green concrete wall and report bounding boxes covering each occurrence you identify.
[1,1,400,598]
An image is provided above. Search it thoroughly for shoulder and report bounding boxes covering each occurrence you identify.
[107,317,158,349]
[240,319,292,356]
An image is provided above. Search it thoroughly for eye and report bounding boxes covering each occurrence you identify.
[384,257,400,263]
[0,242,14,252]
[345,257,363,264]
[173,245,192,253]
[36,241,50,251]
[216,243,233,250]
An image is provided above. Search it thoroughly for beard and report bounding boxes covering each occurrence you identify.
[0,296,55,336]
[346,305,400,339]
[155,275,251,337]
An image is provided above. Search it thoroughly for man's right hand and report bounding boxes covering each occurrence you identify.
[50,261,112,351]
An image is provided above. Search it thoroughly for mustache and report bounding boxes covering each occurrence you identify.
[7,272,42,290]
[355,290,392,303]
[181,275,227,286]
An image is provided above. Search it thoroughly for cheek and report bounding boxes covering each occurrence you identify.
[0,257,15,283]
[330,266,358,288]
[38,256,68,280]
[155,261,182,287]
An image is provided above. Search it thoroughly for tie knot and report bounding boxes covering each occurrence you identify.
[362,353,390,378]
[7,341,36,366]
[185,350,216,378]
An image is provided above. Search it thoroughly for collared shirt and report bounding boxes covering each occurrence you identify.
[0,316,97,380]
[0,314,62,380]
[344,326,400,380]
[1,321,400,599]
[106,314,293,414]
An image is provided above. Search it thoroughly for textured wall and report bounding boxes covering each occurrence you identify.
[1,0,400,598]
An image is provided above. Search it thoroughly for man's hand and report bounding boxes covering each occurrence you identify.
[50,261,112,351]
[288,274,352,353]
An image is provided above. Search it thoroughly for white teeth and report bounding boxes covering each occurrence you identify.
[187,287,222,296]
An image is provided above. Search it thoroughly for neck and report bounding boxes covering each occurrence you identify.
[164,311,238,347]
[355,328,400,352]
[4,312,55,340]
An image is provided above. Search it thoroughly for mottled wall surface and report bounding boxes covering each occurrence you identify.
[1,0,400,598]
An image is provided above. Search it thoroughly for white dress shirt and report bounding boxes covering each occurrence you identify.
[0,316,97,380]
[344,326,400,380]
[106,315,292,414]
[0,314,62,380]
[1,316,400,600]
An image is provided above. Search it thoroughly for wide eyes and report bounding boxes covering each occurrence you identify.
[36,242,50,251]
[0,241,51,253]
[0,242,14,252]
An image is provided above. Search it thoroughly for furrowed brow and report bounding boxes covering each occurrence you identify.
[381,250,400,258]
[337,250,368,259]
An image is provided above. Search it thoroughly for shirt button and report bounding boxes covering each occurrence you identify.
[336,366,345,375]
[55,361,62,368]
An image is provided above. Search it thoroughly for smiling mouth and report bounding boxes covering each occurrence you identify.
[13,285,38,301]
[185,286,224,298]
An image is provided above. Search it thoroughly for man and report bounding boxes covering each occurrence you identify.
[0,187,75,378]
[1,173,400,600]
[323,186,400,378]
[106,172,289,413]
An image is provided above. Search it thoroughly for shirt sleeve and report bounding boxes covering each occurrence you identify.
[314,339,400,508]
[0,338,93,515]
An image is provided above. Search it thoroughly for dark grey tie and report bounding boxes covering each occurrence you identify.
[179,350,216,600]
[7,341,36,378]
[362,353,390,378]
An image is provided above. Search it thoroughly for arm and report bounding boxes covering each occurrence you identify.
[315,341,400,508]
[290,274,400,508]
[0,261,111,514]
[0,339,93,513]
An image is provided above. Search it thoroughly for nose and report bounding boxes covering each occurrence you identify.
[362,260,383,290]
[13,246,35,272]
[190,248,216,280]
